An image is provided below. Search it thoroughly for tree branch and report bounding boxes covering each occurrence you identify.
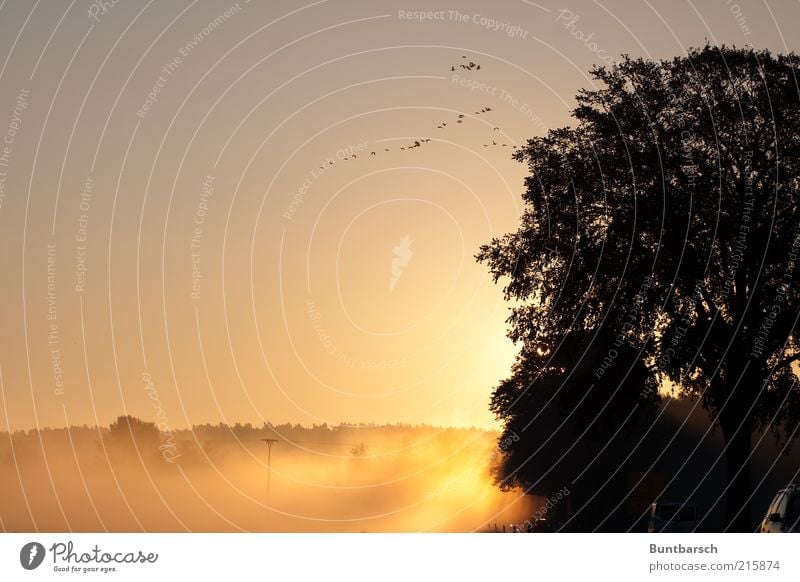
[698,284,721,320]
[775,352,800,370]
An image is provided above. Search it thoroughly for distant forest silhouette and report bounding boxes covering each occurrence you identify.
[0,417,533,532]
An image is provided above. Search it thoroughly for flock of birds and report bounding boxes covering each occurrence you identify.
[324,56,516,167]
[334,138,434,163]
[451,58,480,71]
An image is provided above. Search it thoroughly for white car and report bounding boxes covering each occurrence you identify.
[759,485,800,533]
[647,502,699,533]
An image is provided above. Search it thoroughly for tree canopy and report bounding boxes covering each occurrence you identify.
[478,45,800,531]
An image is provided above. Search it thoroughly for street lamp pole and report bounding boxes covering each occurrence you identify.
[261,438,278,502]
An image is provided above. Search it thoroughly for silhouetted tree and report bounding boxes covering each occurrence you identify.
[478,46,800,531]
[107,415,160,457]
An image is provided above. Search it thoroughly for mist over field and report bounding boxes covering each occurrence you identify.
[0,419,535,532]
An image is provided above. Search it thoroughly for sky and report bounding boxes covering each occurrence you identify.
[0,0,799,431]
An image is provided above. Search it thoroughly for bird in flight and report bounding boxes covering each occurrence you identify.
[452,57,481,72]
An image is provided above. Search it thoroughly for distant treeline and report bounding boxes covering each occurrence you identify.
[0,415,497,466]
[0,416,527,532]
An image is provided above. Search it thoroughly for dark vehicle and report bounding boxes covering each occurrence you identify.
[759,485,800,533]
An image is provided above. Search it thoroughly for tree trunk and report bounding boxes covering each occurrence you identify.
[718,409,753,532]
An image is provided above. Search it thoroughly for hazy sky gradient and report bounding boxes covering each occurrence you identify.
[1,0,798,431]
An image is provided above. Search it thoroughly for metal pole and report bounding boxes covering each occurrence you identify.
[267,442,272,499]
[261,439,278,503]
